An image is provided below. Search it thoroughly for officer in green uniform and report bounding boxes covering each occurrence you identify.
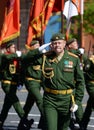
[42,33,85,130]
[0,41,25,130]
[66,38,86,129]
[80,55,94,130]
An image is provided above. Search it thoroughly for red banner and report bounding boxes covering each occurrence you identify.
[52,0,64,12]
[0,0,20,45]
[26,0,64,46]
[26,0,44,46]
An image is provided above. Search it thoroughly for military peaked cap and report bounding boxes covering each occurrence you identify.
[66,38,77,46]
[51,33,65,42]
[6,40,15,49]
[30,40,39,46]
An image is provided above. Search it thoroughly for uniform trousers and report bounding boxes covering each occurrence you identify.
[81,97,94,129]
[0,82,25,124]
[43,92,72,130]
[23,80,43,117]
[81,82,94,129]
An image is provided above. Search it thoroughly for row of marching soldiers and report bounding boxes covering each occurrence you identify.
[0,32,93,130]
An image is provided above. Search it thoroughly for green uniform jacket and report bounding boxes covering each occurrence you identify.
[21,49,43,82]
[1,53,19,82]
[0,53,4,80]
[69,49,87,63]
[84,56,94,96]
[43,50,85,102]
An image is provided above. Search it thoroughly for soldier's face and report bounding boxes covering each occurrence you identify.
[51,40,66,55]
[69,41,78,50]
[33,43,40,49]
[7,44,16,53]
[31,43,40,50]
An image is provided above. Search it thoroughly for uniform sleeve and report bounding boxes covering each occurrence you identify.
[0,54,4,80]
[83,59,91,72]
[21,49,41,60]
[0,54,3,66]
[4,53,17,60]
[74,58,85,103]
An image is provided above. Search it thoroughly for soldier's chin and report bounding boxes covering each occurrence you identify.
[55,49,62,54]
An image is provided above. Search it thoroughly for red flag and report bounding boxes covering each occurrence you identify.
[26,0,44,47]
[0,0,20,45]
[26,0,64,47]
[52,0,64,12]
[44,0,64,30]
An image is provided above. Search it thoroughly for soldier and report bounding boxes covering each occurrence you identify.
[17,40,51,130]
[66,38,87,67]
[0,41,33,130]
[80,55,94,130]
[66,38,85,129]
[17,40,45,130]
[42,33,85,130]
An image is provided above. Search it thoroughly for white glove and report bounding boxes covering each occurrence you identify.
[16,51,22,57]
[79,48,84,54]
[38,42,51,53]
[41,49,47,53]
[70,104,78,112]
[17,85,23,91]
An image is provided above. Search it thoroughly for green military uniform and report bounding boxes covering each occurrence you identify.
[0,52,25,128]
[81,55,94,130]
[0,42,41,130]
[18,41,45,129]
[69,49,87,70]
[66,39,86,129]
[42,34,85,130]
[0,53,4,81]
[68,49,84,125]
[18,40,52,130]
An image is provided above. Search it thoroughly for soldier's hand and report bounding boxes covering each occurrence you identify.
[38,42,51,53]
[17,85,23,91]
[16,51,22,57]
[70,104,78,112]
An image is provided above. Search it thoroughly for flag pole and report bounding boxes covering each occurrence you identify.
[40,0,44,45]
[61,0,65,34]
[80,14,83,47]
[80,0,84,48]
[65,0,71,40]
[61,9,63,33]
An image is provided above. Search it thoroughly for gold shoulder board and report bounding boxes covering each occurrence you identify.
[68,52,78,58]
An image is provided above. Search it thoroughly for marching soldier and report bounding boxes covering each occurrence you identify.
[66,38,87,65]
[18,40,45,130]
[66,38,85,129]
[42,33,85,130]
[0,40,51,130]
[80,55,94,130]
[0,41,27,130]
[17,40,51,130]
